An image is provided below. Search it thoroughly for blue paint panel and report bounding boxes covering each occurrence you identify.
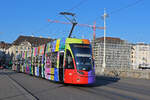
[54,68,59,81]
[88,70,95,84]
[37,67,39,77]
[52,41,56,52]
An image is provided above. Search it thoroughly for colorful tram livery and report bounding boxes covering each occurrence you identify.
[12,38,95,84]
[38,44,45,78]
[34,47,39,77]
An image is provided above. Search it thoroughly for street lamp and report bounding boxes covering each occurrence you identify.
[102,8,108,73]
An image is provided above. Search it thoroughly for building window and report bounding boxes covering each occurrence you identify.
[132,60,133,63]
[131,55,134,58]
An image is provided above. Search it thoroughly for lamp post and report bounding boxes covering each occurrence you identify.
[102,8,108,73]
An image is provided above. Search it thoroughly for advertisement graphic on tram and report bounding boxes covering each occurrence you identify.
[38,44,45,78]
[20,52,24,73]
[31,47,36,76]
[23,51,27,73]
[44,40,60,81]
[21,51,25,73]
[34,47,39,77]
[44,42,52,80]
[26,51,31,74]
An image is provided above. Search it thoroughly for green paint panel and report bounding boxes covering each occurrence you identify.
[66,38,83,44]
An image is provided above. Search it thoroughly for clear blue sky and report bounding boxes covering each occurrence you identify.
[0,0,149,43]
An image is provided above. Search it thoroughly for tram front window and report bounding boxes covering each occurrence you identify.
[70,44,93,71]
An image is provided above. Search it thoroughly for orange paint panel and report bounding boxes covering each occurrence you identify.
[82,39,90,44]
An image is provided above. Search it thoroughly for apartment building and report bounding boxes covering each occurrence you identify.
[93,37,131,72]
[0,41,11,52]
[6,35,53,59]
[131,43,150,69]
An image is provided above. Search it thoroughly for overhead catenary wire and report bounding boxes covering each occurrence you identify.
[67,0,89,11]
[32,0,89,38]
[94,0,143,22]
[32,15,60,37]
[110,0,143,14]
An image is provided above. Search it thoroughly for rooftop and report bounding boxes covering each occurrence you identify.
[0,41,12,49]
[12,35,53,47]
[95,37,126,44]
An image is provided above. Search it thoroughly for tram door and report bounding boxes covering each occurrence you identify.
[39,56,42,77]
[59,52,64,82]
[64,50,74,83]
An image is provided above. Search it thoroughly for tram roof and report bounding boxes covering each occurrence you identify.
[65,38,90,44]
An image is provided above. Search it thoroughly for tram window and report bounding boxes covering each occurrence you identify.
[65,50,74,69]
[33,57,35,63]
[46,53,51,68]
[51,52,57,68]
[36,56,38,63]
[39,56,42,64]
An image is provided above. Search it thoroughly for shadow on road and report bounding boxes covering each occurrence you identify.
[64,75,120,87]
[92,75,120,87]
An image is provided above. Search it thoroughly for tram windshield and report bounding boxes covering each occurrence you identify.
[70,44,93,71]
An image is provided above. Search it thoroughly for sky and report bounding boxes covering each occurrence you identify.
[0,0,150,44]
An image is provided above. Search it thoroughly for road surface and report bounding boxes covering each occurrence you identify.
[0,69,150,100]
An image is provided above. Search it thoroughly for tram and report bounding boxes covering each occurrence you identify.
[46,38,95,84]
[12,38,95,84]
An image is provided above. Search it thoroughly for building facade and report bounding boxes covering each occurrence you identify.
[6,35,53,60]
[0,41,11,52]
[6,41,30,57]
[131,43,150,69]
[93,37,131,73]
